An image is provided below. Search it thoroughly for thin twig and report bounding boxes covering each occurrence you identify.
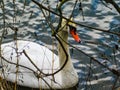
[103,0,120,14]
[57,32,120,76]
[0,55,52,89]
[23,50,46,76]
[31,0,120,37]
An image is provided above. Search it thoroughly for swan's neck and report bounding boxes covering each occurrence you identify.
[57,29,73,70]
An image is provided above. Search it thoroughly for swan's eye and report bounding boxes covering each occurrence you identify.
[69,25,76,31]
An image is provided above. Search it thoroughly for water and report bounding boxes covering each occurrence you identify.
[0,0,120,90]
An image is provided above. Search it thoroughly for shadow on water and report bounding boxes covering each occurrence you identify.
[0,0,120,90]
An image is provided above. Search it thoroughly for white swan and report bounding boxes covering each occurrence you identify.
[0,19,80,89]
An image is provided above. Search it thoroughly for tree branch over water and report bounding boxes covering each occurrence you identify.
[104,0,120,14]
[31,0,120,37]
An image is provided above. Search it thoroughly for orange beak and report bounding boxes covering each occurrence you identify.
[69,25,81,43]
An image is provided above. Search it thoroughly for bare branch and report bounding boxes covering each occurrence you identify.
[104,0,120,14]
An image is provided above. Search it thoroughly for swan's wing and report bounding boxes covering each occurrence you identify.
[1,40,59,72]
[0,40,60,88]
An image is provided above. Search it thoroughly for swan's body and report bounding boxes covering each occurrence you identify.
[0,19,79,89]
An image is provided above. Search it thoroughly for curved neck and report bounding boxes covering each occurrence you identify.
[57,29,73,70]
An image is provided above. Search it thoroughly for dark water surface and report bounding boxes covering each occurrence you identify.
[0,0,120,90]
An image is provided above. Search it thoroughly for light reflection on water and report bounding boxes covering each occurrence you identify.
[0,0,120,90]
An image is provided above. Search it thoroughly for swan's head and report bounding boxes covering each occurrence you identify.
[61,18,81,43]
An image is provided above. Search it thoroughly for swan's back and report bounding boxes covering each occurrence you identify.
[0,40,61,88]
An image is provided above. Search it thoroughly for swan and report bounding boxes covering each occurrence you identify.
[0,19,81,89]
